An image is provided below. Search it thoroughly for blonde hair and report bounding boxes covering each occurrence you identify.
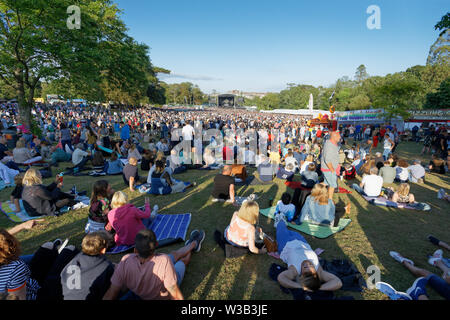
[156,151,165,161]
[111,191,128,209]
[22,168,42,187]
[398,183,410,197]
[128,157,138,166]
[305,155,314,162]
[237,200,259,225]
[15,140,25,149]
[310,183,329,205]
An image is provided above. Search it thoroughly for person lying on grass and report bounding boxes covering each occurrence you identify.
[224,200,267,255]
[273,214,343,293]
[375,246,450,300]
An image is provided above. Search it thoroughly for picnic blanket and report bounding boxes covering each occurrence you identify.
[0,200,42,223]
[260,207,351,239]
[107,212,192,255]
[362,195,431,211]
[0,195,90,222]
[285,181,351,194]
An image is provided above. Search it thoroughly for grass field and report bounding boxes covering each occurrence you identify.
[1,140,449,300]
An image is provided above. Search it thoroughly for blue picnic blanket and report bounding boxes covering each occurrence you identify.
[106,213,192,254]
[362,195,431,211]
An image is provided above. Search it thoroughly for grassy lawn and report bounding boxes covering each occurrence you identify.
[0,140,449,300]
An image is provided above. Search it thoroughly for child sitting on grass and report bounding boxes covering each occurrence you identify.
[274,192,296,223]
[10,173,24,213]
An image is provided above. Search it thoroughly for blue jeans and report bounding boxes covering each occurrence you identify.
[276,220,308,255]
[383,148,391,161]
[351,183,367,196]
[426,274,450,300]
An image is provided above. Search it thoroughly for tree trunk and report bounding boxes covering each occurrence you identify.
[15,69,31,129]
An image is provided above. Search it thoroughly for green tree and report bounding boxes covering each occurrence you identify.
[372,73,424,119]
[0,0,149,127]
[355,65,369,83]
[424,77,450,109]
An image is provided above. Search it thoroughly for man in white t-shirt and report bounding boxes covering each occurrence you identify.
[181,122,195,141]
[274,216,342,292]
[352,167,383,197]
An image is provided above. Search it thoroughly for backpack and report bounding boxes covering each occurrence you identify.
[344,166,356,180]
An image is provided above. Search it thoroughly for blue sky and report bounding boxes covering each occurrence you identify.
[114,0,448,94]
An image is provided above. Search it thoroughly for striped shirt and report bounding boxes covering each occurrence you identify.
[0,260,39,300]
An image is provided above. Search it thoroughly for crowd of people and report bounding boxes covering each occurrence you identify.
[0,101,448,300]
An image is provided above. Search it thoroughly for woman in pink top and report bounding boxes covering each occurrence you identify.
[107,191,155,247]
[224,200,267,255]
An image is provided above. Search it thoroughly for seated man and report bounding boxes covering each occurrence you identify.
[408,159,425,183]
[274,214,342,293]
[211,165,236,204]
[122,157,143,192]
[71,143,92,171]
[61,231,115,300]
[103,228,205,300]
[352,167,383,197]
[378,160,396,184]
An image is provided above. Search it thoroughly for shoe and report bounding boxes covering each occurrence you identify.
[437,189,445,199]
[389,251,414,266]
[52,239,62,250]
[406,277,428,300]
[247,193,258,201]
[185,230,205,253]
[427,235,441,246]
[274,213,287,228]
[375,282,412,300]
[428,249,443,266]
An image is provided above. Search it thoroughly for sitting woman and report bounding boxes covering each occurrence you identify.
[274,214,343,293]
[107,191,155,247]
[21,168,76,217]
[295,183,350,227]
[387,183,416,204]
[127,143,142,162]
[395,159,410,183]
[12,140,42,165]
[86,180,115,233]
[224,200,267,255]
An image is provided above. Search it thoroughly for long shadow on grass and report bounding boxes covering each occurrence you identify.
[348,184,449,300]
